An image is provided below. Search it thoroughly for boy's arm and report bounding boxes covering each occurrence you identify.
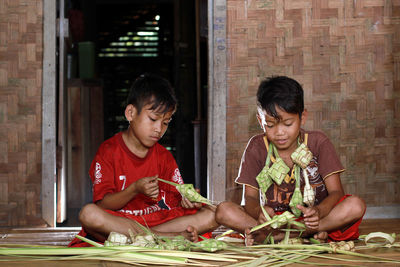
[244,185,262,219]
[314,173,344,218]
[96,176,159,210]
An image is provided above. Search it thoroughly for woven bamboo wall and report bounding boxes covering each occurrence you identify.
[226,0,400,206]
[0,0,45,226]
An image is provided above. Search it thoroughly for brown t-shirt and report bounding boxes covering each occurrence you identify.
[235,129,344,212]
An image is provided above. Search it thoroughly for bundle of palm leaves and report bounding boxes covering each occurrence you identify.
[1,230,399,266]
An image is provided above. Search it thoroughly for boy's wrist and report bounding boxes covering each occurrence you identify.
[126,182,137,195]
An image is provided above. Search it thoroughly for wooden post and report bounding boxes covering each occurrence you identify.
[207,0,226,203]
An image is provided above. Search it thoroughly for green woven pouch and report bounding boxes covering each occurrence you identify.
[267,157,290,185]
[176,183,213,205]
[291,142,313,169]
[256,167,273,195]
[289,187,303,217]
[289,166,303,217]
[256,143,273,194]
[302,169,315,207]
[270,211,295,229]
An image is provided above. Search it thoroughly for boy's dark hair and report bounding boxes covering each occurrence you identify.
[257,76,304,119]
[126,73,177,114]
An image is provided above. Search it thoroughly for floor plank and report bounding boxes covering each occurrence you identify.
[0,219,399,266]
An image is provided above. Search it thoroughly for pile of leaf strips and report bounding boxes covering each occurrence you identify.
[0,227,399,266]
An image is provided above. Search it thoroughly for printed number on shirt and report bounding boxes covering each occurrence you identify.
[94,162,102,185]
[172,168,184,184]
[119,175,126,190]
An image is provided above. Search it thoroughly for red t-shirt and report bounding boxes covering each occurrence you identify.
[90,132,184,217]
[235,129,345,212]
[68,132,199,247]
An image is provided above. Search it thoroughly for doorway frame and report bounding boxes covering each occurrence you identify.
[42,0,57,227]
[206,0,226,203]
[42,0,228,226]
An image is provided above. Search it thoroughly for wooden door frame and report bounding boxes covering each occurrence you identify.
[42,0,57,227]
[42,0,229,226]
[207,0,227,202]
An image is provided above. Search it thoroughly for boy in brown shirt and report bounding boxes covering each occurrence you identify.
[215,76,366,245]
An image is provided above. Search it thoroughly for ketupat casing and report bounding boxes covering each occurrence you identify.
[157,178,214,206]
[176,183,213,205]
[289,187,303,217]
[267,157,290,185]
[256,166,273,194]
[302,169,315,207]
[291,143,313,169]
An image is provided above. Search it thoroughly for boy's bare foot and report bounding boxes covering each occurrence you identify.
[244,228,271,246]
[180,225,198,242]
[313,231,328,243]
[244,228,255,246]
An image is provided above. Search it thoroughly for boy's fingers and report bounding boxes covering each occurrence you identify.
[307,221,319,227]
[296,204,307,212]
[258,215,267,224]
[297,205,318,218]
[305,221,319,229]
[181,197,192,208]
[148,176,158,183]
[148,182,159,190]
[150,188,159,196]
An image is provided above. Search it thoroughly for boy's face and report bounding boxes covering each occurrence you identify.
[125,103,174,149]
[257,105,307,152]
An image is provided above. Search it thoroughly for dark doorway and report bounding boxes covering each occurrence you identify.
[59,0,208,227]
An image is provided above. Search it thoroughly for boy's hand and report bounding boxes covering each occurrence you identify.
[134,175,159,199]
[181,197,203,209]
[180,188,203,209]
[297,205,320,230]
[257,205,275,224]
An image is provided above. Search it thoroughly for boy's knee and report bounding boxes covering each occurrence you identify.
[348,195,366,219]
[215,201,237,223]
[79,203,101,226]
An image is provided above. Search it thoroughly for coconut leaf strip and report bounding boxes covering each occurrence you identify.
[289,249,400,264]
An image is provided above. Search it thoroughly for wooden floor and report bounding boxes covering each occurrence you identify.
[0,219,399,266]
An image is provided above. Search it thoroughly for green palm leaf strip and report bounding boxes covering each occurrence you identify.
[250,211,306,233]
[157,178,215,207]
[260,203,272,221]
[289,165,303,217]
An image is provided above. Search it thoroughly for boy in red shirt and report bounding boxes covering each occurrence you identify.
[69,73,218,246]
[215,76,366,245]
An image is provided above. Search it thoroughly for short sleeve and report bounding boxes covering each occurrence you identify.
[307,131,344,180]
[89,144,117,203]
[235,135,268,189]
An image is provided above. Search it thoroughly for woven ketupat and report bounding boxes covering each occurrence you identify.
[157,178,214,206]
[302,169,315,207]
[291,143,313,169]
[289,166,303,217]
[267,157,290,185]
[289,187,303,217]
[176,183,213,206]
[256,166,273,194]
[271,211,295,229]
[250,211,298,232]
[256,142,273,194]
[193,239,228,252]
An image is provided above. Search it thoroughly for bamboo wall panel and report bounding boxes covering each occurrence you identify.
[226,0,400,206]
[0,0,44,226]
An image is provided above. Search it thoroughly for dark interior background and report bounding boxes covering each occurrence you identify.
[61,0,208,226]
